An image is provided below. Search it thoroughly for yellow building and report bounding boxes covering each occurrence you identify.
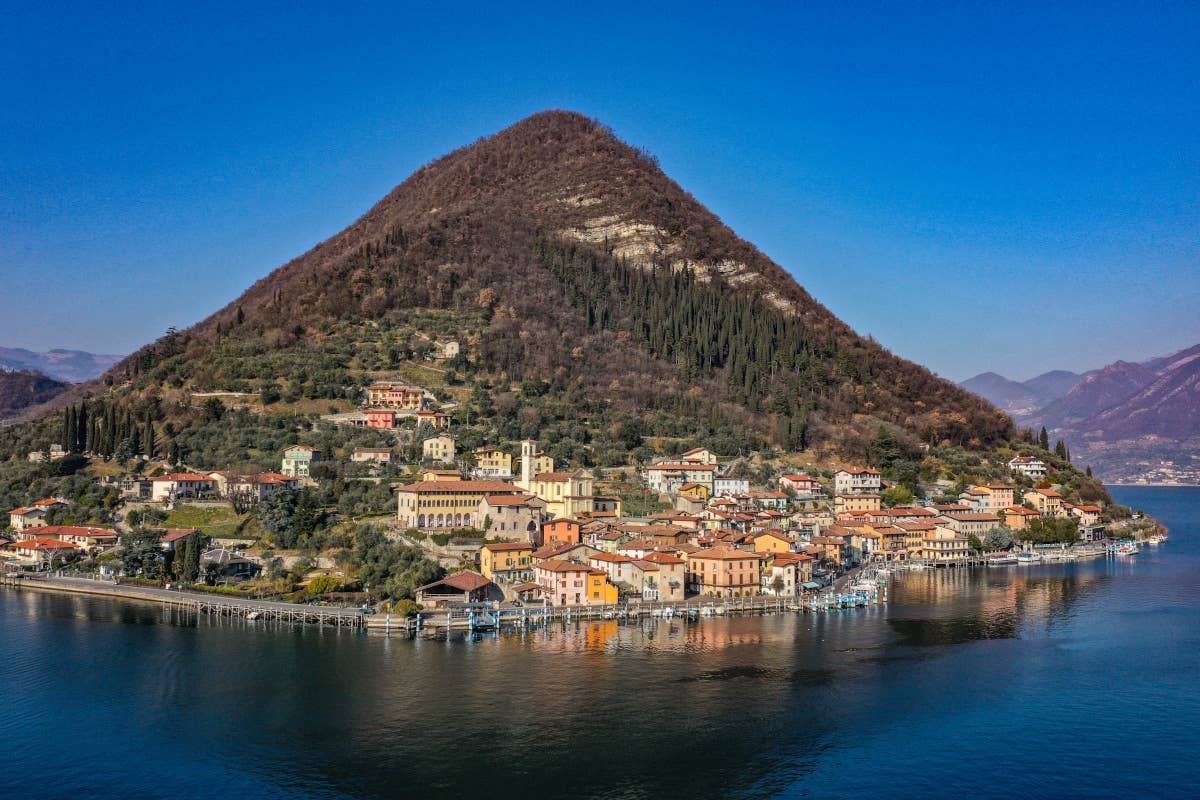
[480,542,535,582]
[397,479,523,530]
[679,482,710,503]
[587,571,620,604]
[753,531,793,554]
[473,447,513,478]
[834,493,881,514]
[526,470,596,519]
[1024,488,1066,517]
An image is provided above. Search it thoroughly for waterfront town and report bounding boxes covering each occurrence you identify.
[1,377,1160,625]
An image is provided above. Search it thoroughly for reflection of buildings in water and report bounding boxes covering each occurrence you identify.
[889,563,1109,644]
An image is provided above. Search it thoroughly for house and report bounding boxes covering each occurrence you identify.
[511,582,545,603]
[679,483,710,503]
[420,469,463,482]
[834,493,881,514]
[351,448,392,464]
[687,548,765,597]
[753,530,793,554]
[779,474,821,495]
[1066,503,1102,526]
[1024,488,1066,517]
[677,447,719,465]
[643,463,717,494]
[588,552,638,588]
[396,480,525,531]
[223,472,298,502]
[414,410,451,431]
[365,383,426,410]
[543,518,582,545]
[150,473,216,502]
[1008,456,1047,479]
[1000,506,1040,529]
[436,340,460,359]
[761,558,797,596]
[477,494,547,542]
[366,409,398,429]
[3,537,79,566]
[8,506,47,532]
[280,446,321,478]
[480,543,535,583]
[834,468,882,496]
[713,478,749,496]
[27,444,66,462]
[532,541,599,564]
[473,447,513,479]
[744,491,790,511]
[638,525,691,548]
[535,559,618,606]
[590,495,623,517]
[809,535,847,566]
[639,551,686,601]
[414,571,501,609]
[938,513,1001,538]
[27,525,119,550]
[422,435,456,465]
[200,548,262,583]
[923,528,971,562]
[157,528,205,552]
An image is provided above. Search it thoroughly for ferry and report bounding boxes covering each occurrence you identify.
[1015,552,1042,564]
[1112,542,1139,556]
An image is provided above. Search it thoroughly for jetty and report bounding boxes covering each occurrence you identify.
[1,572,366,628]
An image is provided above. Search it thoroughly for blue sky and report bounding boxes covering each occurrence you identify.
[1,1,1197,381]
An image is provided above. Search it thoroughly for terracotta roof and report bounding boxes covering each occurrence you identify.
[157,528,201,543]
[33,499,65,507]
[151,473,212,482]
[640,551,685,565]
[534,471,581,482]
[398,480,522,493]
[590,552,635,563]
[6,537,78,550]
[646,463,717,472]
[942,513,1001,522]
[511,582,542,593]
[420,571,491,592]
[482,542,533,553]
[536,558,597,574]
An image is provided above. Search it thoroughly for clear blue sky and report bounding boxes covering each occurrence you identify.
[2,2,1197,381]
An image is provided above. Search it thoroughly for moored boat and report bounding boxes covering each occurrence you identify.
[1016,552,1041,564]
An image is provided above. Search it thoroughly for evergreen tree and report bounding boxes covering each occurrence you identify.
[1039,426,1050,450]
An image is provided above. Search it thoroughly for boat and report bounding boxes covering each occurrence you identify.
[1114,542,1139,556]
[1147,535,1165,545]
[988,554,1018,566]
[1016,552,1041,564]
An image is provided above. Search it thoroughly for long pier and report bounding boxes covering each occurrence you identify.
[1,573,365,628]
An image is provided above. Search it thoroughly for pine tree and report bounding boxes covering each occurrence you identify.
[1039,427,1050,450]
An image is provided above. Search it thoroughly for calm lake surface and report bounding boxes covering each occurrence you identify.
[2,486,1197,799]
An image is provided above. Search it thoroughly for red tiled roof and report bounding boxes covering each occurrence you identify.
[397,480,522,493]
[482,542,533,553]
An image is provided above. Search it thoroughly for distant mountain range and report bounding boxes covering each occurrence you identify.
[962,344,1200,484]
[0,347,122,383]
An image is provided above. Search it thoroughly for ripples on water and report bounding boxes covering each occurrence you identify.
[1,487,1198,800]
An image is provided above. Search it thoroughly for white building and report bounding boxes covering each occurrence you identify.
[1008,457,1047,479]
[833,468,881,496]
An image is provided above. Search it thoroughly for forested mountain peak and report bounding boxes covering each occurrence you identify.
[8,110,1012,465]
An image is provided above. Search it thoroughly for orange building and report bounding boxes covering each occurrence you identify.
[686,547,765,597]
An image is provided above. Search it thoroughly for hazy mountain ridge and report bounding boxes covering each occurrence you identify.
[0,347,122,383]
[961,345,1200,483]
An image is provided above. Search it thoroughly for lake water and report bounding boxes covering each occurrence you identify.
[2,486,1197,799]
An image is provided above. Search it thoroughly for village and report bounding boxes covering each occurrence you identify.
[2,379,1152,622]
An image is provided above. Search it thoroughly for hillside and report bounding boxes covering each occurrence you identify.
[0,347,121,383]
[4,111,1014,469]
[0,370,70,419]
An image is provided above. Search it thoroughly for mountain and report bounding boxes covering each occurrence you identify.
[960,372,1041,416]
[964,344,1200,483]
[0,347,122,383]
[7,110,1013,467]
[1022,370,1082,408]
[0,370,70,419]
[960,369,1082,418]
[1036,361,1157,430]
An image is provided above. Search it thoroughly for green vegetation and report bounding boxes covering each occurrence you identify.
[162,505,250,540]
